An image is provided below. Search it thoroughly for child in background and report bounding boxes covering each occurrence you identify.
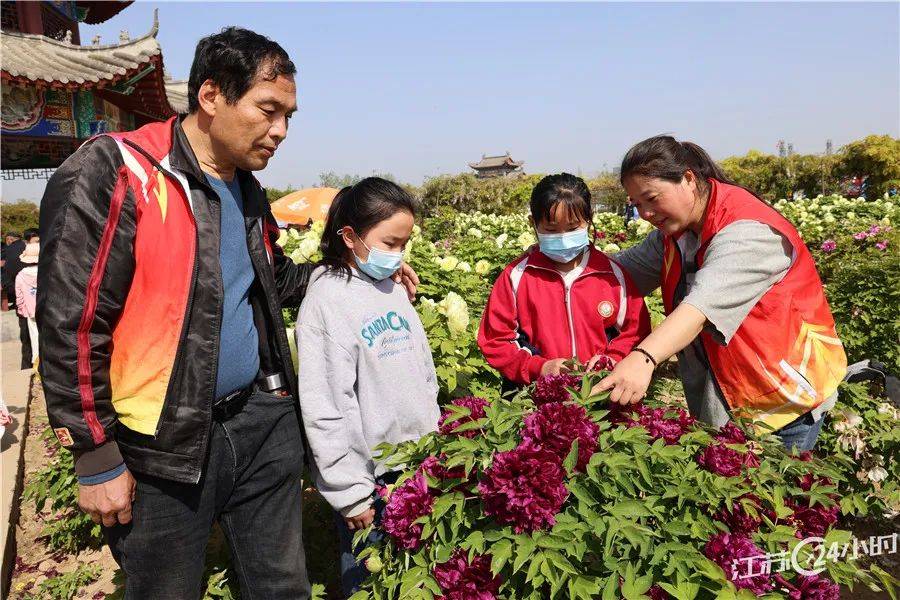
[478,173,650,387]
[295,178,440,597]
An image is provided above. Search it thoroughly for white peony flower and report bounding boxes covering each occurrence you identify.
[475,260,491,275]
[496,233,509,248]
[833,410,863,432]
[603,243,621,253]
[438,256,459,271]
[467,228,483,239]
[439,292,470,336]
[457,261,472,272]
[517,231,536,250]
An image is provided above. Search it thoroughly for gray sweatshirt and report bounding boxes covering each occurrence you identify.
[295,266,440,517]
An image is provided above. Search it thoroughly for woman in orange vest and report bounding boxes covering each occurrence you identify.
[595,135,847,451]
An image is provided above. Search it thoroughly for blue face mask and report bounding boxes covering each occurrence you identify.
[537,228,589,263]
[353,237,403,281]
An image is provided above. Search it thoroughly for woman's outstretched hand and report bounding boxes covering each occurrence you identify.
[590,351,655,404]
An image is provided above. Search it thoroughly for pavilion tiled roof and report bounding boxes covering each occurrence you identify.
[1,10,187,117]
[468,153,524,169]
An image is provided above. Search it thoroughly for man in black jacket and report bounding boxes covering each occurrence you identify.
[38,27,415,599]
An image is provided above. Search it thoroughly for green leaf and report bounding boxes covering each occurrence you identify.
[490,539,513,574]
[563,439,580,476]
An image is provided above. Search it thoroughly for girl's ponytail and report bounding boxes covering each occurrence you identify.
[319,185,354,277]
[679,141,733,185]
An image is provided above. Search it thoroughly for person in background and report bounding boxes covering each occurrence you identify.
[2,229,37,368]
[296,178,440,598]
[15,241,39,366]
[597,135,846,452]
[478,173,650,389]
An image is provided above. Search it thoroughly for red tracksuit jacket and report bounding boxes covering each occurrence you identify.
[478,246,651,385]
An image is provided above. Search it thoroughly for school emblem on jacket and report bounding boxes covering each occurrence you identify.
[598,301,615,318]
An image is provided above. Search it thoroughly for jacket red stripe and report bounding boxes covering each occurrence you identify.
[76,166,129,445]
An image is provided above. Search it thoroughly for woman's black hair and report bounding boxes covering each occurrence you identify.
[319,177,417,279]
[529,173,593,226]
[619,135,767,201]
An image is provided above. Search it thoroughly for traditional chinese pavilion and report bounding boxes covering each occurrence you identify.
[1,1,188,179]
[468,152,524,178]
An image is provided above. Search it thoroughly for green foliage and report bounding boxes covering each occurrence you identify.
[22,428,103,553]
[265,185,298,203]
[318,171,396,188]
[836,135,900,199]
[720,136,900,201]
[24,563,101,600]
[1,199,40,237]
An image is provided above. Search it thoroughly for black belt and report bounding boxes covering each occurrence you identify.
[212,373,287,421]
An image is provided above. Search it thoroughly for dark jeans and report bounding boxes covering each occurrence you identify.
[17,313,31,369]
[334,471,400,598]
[775,410,825,453]
[105,391,310,600]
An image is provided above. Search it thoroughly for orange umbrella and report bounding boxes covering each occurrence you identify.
[270,187,339,225]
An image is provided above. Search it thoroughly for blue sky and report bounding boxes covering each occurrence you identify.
[4,1,899,202]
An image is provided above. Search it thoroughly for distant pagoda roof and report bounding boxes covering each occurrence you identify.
[1,9,187,117]
[76,1,134,24]
[468,152,524,170]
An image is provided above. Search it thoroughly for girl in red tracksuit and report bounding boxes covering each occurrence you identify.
[478,173,650,386]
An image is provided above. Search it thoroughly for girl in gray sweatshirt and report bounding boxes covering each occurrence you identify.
[295,178,439,596]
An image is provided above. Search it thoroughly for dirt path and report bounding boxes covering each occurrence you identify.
[7,380,118,599]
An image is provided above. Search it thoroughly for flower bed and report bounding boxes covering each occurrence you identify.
[351,373,896,599]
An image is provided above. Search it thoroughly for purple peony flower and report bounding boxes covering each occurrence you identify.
[648,584,672,600]
[794,574,840,600]
[876,240,889,251]
[868,224,882,235]
[715,494,763,535]
[478,443,569,533]
[606,400,650,426]
[798,473,833,492]
[697,443,758,477]
[853,231,869,240]
[419,455,467,481]
[532,374,582,405]
[788,499,839,538]
[433,550,502,600]
[715,422,748,444]
[704,532,773,594]
[820,240,837,252]
[638,406,696,445]
[521,402,600,472]
[439,396,490,438]
[382,472,434,550]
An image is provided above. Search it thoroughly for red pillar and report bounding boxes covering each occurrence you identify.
[16,1,43,35]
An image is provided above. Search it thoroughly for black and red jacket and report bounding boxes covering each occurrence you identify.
[478,246,650,384]
[37,117,310,483]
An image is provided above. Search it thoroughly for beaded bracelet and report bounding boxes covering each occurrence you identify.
[633,347,658,369]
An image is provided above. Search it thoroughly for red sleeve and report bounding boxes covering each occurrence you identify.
[605,262,651,363]
[477,266,547,385]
